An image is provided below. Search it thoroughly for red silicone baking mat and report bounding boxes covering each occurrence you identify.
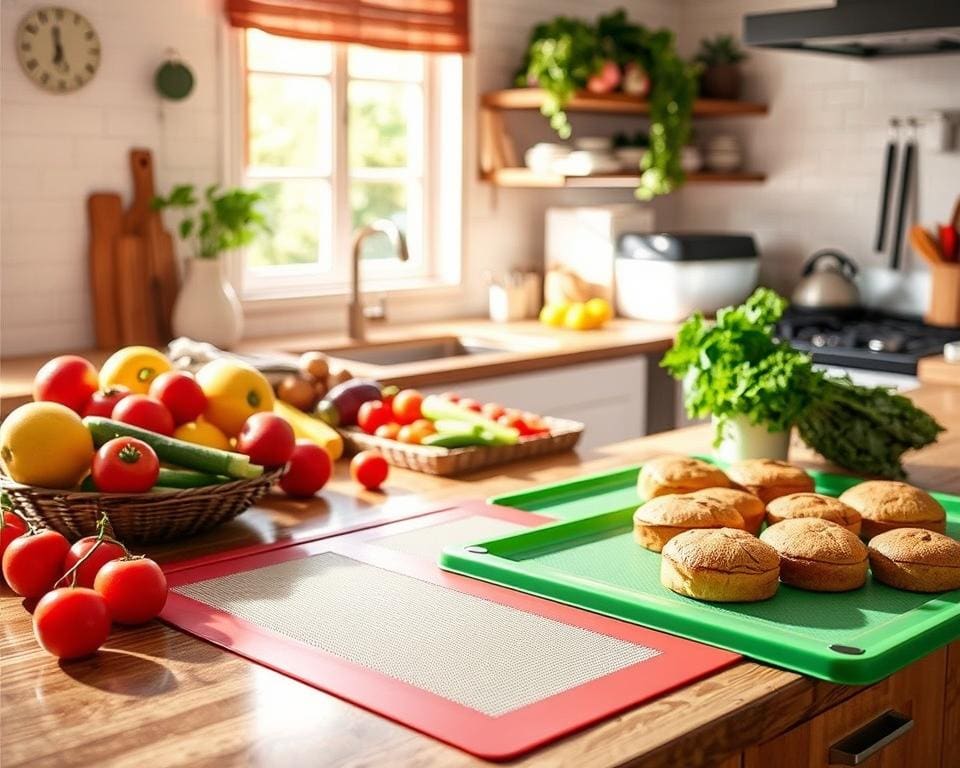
[161,501,739,760]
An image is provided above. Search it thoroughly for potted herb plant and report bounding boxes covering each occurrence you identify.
[515,10,699,199]
[662,288,944,476]
[153,184,269,348]
[694,34,747,100]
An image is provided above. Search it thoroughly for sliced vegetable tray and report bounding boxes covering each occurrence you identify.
[338,417,584,476]
[438,462,960,684]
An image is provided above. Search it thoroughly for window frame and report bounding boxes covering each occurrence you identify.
[224,28,462,303]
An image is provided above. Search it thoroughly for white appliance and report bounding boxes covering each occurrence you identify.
[545,205,655,304]
[615,233,759,322]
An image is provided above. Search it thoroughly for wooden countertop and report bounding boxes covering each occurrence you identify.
[919,355,960,387]
[0,318,679,418]
[3,384,960,768]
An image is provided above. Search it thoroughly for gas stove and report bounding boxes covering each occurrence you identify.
[777,307,960,376]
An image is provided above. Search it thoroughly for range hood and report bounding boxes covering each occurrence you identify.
[744,0,960,57]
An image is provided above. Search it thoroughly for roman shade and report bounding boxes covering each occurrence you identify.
[225,0,470,53]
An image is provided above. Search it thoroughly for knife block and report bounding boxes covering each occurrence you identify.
[926,263,960,328]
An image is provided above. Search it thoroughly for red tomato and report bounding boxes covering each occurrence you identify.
[148,371,207,425]
[112,395,175,436]
[82,386,131,418]
[357,400,393,435]
[374,422,401,440]
[380,385,399,409]
[391,389,423,425]
[32,355,99,414]
[237,412,296,467]
[522,412,550,435]
[94,557,168,625]
[481,402,506,420]
[458,398,482,413]
[498,413,536,437]
[279,440,332,498]
[397,419,435,445]
[439,392,461,403]
[350,451,389,491]
[62,537,126,588]
[92,437,160,493]
[0,511,28,562]
[2,529,71,598]
[33,587,111,659]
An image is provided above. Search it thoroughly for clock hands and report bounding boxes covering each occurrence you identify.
[51,26,69,72]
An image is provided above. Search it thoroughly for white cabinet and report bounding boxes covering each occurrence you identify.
[421,357,647,452]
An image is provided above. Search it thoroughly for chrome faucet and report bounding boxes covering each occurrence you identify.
[348,219,409,341]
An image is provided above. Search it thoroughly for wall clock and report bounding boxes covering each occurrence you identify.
[16,6,101,93]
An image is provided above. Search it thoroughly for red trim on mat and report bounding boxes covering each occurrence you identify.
[161,501,740,761]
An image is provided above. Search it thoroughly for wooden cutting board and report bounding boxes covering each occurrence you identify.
[87,193,124,348]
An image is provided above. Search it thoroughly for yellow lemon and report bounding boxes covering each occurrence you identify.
[173,418,232,451]
[196,358,275,436]
[0,402,94,488]
[539,303,569,327]
[585,297,613,325]
[99,346,173,394]
[563,303,599,331]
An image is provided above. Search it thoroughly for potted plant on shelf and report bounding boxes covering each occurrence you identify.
[153,184,270,349]
[695,34,747,100]
[514,9,699,200]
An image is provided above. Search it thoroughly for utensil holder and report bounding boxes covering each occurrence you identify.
[926,263,960,328]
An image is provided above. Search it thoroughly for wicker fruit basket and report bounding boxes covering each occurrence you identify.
[0,469,282,544]
[338,417,584,476]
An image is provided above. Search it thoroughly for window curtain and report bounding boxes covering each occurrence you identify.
[225,0,470,53]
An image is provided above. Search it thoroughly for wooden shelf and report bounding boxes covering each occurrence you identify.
[481,88,768,117]
[481,168,767,189]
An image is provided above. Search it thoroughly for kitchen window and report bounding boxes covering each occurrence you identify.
[237,29,462,300]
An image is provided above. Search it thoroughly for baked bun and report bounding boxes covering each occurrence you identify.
[660,528,780,602]
[633,494,745,552]
[765,493,862,535]
[693,487,766,535]
[868,528,960,593]
[725,459,814,503]
[760,518,868,592]
[839,481,946,540]
[637,455,731,501]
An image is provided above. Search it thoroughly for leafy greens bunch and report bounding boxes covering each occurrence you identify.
[662,288,944,479]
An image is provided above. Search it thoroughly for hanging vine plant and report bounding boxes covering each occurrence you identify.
[515,9,700,199]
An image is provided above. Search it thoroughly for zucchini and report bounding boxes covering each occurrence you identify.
[83,417,263,479]
[420,396,519,445]
[156,468,232,488]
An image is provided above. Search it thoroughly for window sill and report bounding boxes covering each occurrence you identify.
[241,277,465,316]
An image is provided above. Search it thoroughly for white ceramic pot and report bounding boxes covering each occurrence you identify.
[172,257,243,348]
[713,415,790,463]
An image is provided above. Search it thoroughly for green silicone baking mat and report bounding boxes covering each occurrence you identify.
[440,464,960,685]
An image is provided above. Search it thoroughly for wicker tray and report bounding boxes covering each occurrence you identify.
[0,469,282,544]
[338,417,584,476]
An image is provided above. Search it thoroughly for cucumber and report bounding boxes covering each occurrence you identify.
[156,468,232,488]
[431,420,484,437]
[422,431,500,448]
[83,417,263,479]
[421,396,519,445]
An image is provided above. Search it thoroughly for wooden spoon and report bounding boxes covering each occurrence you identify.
[908,225,944,266]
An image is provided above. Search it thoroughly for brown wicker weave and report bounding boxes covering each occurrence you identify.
[0,469,282,544]
[339,417,584,476]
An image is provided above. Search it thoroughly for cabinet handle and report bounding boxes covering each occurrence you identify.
[828,710,914,766]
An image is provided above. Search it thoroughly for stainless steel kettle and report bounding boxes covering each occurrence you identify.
[792,250,860,309]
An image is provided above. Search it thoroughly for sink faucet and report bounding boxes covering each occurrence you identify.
[348,219,409,341]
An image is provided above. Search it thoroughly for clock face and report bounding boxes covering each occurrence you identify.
[16,6,101,93]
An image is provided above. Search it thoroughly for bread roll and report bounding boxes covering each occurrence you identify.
[693,487,766,535]
[839,480,946,540]
[760,518,868,592]
[660,528,780,602]
[868,528,960,593]
[765,493,861,535]
[638,455,731,501]
[633,493,744,552]
[725,459,814,503]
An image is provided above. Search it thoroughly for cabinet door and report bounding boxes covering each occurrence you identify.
[743,649,946,768]
[420,357,647,451]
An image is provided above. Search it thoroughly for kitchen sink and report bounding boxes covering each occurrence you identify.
[325,336,512,366]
